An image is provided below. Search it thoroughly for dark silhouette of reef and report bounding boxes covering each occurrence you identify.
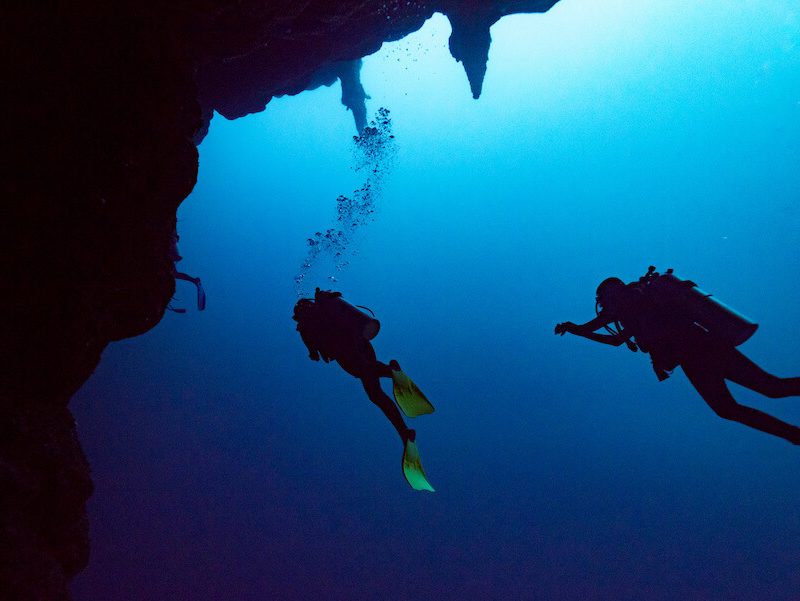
[2,1,559,598]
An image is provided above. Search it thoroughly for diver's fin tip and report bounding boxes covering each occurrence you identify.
[402,440,435,492]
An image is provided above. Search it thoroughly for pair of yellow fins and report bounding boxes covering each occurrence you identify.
[391,369,436,493]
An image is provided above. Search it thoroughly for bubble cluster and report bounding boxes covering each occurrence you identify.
[294,108,397,296]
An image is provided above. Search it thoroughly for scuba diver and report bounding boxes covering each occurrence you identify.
[168,229,206,313]
[555,266,800,445]
[293,288,435,491]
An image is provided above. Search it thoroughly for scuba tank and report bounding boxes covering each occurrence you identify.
[641,267,758,347]
[314,288,380,340]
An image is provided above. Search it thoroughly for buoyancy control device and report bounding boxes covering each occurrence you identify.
[313,288,381,340]
[638,266,757,347]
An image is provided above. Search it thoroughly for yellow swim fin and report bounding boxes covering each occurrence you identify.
[402,439,435,492]
[391,369,435,418]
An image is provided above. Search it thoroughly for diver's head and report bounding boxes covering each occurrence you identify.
[595,277,626,310]
[292,298,315,322]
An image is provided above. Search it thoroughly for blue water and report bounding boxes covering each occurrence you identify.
[71,2,800,599]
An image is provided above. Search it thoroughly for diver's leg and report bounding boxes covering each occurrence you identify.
[361,377,413,443]
[722,349,800,399]
[375,361,395,379]
[683,363,800,444]
[174,271,198,284]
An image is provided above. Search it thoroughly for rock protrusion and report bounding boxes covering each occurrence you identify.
[443,0,561,99]
[445,6,494,99]
[337,60,370,134]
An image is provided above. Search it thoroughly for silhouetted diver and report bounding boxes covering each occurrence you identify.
[168,230,206,312]
[555,267,800,445]
[293,288,435,490]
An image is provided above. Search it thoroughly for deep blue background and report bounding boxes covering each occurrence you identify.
[72,1,800,599]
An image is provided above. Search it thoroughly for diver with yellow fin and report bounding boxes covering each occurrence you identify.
[556,266,800,445]
[293,288,435,490]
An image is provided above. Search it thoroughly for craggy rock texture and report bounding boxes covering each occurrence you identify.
[440,1,561,99]
[3,1,559,598]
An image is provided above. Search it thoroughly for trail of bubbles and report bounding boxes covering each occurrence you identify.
[294,107,397,296]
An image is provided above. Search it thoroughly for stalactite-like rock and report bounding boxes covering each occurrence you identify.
[337,60,370,134]
[442,0,560,99]
[445,5,494,99]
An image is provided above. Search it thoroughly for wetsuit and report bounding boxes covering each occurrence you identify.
[295,295,409,442]
[612,285,800,444]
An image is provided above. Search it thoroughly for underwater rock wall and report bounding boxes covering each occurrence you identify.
[3,6,199,599]
[3,1,559,597]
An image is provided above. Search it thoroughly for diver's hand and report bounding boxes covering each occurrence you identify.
[554,322,577,336]
[403,428,416,444]
[389,359,401,372]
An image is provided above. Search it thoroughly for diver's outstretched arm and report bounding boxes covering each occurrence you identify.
[362,376,410,443]
[683,363,800,445]
[555,315,631,347]
[579,330,630,346]
[556,312,614,335]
